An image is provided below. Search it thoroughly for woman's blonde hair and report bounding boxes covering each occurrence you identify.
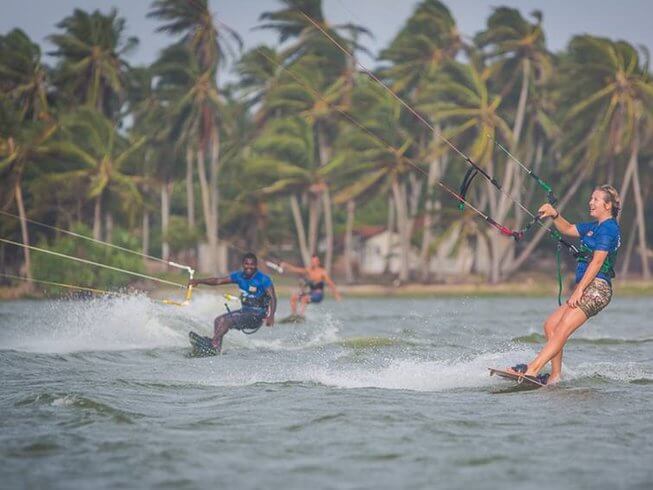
[596,185,621,219]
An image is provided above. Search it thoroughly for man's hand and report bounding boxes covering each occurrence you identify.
[265,315,275,327]
[567,288,584,308]
[189,279,198,287]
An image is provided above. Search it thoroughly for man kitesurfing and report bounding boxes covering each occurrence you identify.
[280,255,341,318]
[188,253,277,355]
[502,185,622,385]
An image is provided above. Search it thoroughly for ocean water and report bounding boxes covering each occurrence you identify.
[1,294,652,489]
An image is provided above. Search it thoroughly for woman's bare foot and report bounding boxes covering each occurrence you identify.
[547,374,561,385]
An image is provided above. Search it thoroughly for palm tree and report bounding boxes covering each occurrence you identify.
[475,7,551,146]
[245,116,329,265]
[48,8,137,119]
[126,66,176,259]
[262,59,351,268]
[0,29,49,120]
[149,0,242,273]
[236,45,282,111]
[148,0,242,74]
[0,116,57,284]
[379,0,463,280]
[558,36,653,278]
[419,57,514,282]
[475,7,553,260]
[379,0,462,96]
[154,43,224,266]
[259,0,370,272]
[0,29,54,286]
[47,108,144,240]
[323,79,421,281]
[258,0,369,76]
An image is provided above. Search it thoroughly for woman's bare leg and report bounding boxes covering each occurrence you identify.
[543,305,570,382]
[525,307,588,376]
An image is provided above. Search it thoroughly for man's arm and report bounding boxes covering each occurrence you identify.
[189,276,233,287]
[279,261,307,275]
[265,284,277,326]
[323,272,342,300]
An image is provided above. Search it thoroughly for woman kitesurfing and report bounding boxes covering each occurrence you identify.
[507,185,622,385]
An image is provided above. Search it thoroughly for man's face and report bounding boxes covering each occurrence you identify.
[310,256,320,268]
[242,258,257,277]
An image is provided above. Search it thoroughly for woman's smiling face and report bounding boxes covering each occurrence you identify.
[589,189,612,220]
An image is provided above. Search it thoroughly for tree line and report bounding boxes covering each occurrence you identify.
[1,0,652,290]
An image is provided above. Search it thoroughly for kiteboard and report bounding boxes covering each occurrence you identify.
[189,331,217,357]
[278,314,306,324]
[488,368,546,388]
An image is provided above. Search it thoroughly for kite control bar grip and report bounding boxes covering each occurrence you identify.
[265,261,284,273]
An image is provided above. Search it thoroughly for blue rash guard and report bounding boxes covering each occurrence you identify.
[575,219,621,284]
[229,270,273,315]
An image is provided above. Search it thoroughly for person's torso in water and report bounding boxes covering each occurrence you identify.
[304,267,326,290]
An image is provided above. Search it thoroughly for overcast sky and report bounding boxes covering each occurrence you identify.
[2,0,652,73]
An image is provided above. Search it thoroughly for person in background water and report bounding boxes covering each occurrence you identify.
[280,255,341,316]
[508,185,621,385]
[189,253,276,353]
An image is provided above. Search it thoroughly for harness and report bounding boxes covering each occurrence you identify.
[576,243,617,278]
[306,280,325,291]
[223,294,269,335]
[240,292,271,310]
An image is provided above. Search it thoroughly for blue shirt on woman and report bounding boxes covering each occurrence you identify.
[574,219,621,284]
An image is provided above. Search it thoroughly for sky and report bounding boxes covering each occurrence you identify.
[2,0,652,74]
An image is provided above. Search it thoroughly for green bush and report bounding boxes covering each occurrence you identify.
[31,224,144,293]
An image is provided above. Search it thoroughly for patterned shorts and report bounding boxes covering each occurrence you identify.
[577,278,613,318]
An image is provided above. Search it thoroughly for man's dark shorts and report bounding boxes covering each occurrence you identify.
[221,310,265,331]
[301,290,324,303]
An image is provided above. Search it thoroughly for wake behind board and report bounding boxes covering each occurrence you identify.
[189,331,217,357]
[278,314,306,324]
[488,368,545,388]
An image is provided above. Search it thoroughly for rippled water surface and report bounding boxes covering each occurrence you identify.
[1,294,652,489]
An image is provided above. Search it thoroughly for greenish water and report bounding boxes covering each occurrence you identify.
[1,295,652,489]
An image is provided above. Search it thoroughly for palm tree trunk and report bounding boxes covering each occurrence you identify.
[14,182,32,287]
[93,194,102,240]
[316,124,333,268]
[142,208,150,258]
[161,181,171,262]
[630,140,650,279]
[210,129,224,273]
[186,147,195,229]
[419,150,442,281]
[196,146,217,246]
[384,197,395,274]
[391,179,410,282]
[512,58,530,145]
[344,199,355,284]
[307,195,321,256]
[105,212,113,243]
[619,219,638,277]
[290,194,311,266]
[322,190,334,273]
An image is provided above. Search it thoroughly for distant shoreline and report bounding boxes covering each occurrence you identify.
[3,278,652,300]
